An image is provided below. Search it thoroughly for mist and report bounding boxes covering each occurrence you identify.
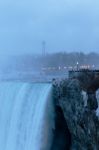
[0,0,99,80]
[0,55,42,80]
[0,52,99,81]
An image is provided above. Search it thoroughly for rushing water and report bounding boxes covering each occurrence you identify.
[0,82,54,150]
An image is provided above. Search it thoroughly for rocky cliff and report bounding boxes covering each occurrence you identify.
[53,78,99,150]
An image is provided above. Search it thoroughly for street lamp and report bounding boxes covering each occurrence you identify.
[77,62,79,71]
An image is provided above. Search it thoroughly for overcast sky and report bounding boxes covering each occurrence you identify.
[0,0,99,55]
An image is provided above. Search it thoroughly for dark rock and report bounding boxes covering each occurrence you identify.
[53,78,99,150]
[87,92,98,110]
[51,105,71,150]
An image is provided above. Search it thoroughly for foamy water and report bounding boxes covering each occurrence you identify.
[0,82,54,150]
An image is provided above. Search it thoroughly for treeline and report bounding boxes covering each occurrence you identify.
[2,52,99,74]
[39,52,99,69]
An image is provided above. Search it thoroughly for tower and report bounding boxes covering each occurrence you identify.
[42,41,46,56]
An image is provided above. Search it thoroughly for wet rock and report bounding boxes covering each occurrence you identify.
[53,78,99,150]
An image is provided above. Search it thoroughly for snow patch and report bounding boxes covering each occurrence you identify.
[96,107,99,117]
[96,89,99,105]
[81,91,88,107]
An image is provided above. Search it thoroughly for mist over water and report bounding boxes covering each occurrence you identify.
[0,55,42,80]
[0,53,99,81]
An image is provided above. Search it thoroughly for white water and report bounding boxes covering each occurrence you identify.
[0,82,54,150]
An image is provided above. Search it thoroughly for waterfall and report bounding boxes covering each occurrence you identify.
[0,82,54,150]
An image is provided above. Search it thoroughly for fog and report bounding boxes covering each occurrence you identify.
[0,0,99,79]
[0,55,42,80]
[0,52,99,80]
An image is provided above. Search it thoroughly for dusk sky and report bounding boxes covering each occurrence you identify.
[0,0,99,55]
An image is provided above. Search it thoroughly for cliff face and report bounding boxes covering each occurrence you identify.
[53,79,99,150]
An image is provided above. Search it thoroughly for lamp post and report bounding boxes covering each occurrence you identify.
[77,62,79,71]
